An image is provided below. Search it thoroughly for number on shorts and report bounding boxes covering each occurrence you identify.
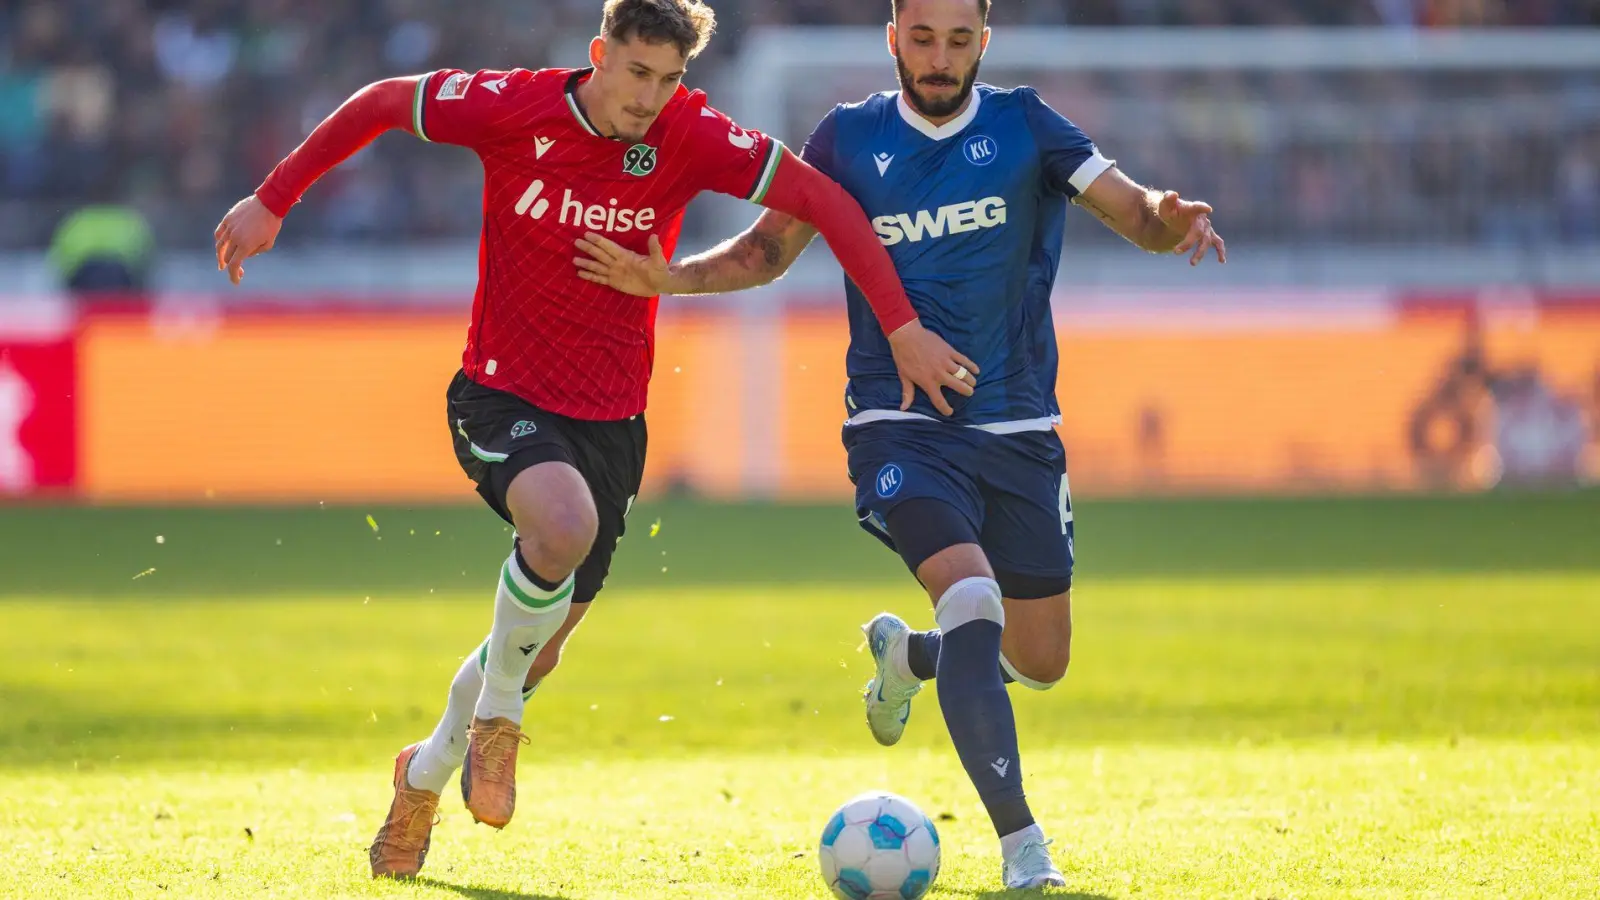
[1057,473,1073,534]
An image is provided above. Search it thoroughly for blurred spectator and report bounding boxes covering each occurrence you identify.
[47,175,157,297]
[1558,128,1600,240]
[0,0,1596,253]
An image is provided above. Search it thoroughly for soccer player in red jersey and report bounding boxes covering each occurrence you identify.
[212,0,979,880]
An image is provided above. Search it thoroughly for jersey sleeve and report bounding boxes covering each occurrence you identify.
[1020,88,1115,199]
[798,107,841,180]
[686,104,787,203]
[411,68,534,149]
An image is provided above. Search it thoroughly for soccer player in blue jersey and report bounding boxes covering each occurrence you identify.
[573,0,1224,888]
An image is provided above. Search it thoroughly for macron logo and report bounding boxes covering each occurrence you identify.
[873,196,1007,246]
[990,757,1010,778]
[874,153,894,176]
[534,136,554,159]
[513,180,657,233]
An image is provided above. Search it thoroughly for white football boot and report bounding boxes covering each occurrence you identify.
[861,612,924,746]
[1003,834,1067,889]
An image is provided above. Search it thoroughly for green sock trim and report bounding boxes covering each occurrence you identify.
[501,561,574,610]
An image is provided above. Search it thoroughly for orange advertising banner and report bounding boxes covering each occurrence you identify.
[774,301,1600,496]
[76,299,1600,503]
[78,310,752,503]
[80,312,467,502]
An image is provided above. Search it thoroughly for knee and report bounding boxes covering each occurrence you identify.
[536,509,598,571]
[997,579,1072,691]
[1001,641,1070,691]
[504,463,600,577]
[514,502,598,576]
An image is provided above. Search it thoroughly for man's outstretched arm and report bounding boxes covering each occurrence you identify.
[214,76,419,283]
[1074,166,1226,265]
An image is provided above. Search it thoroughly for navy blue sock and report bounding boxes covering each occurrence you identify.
[906,630,941,680]
[908,629,1015,685]
[934,582,1033,838]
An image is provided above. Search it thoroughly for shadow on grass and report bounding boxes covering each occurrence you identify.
[947,883,1113,890]
[414,877,574,900]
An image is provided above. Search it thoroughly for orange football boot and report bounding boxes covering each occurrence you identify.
[368,743,441,879]
[460,717,530,828]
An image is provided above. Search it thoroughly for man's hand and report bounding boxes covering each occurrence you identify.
[888,320,979,417]
[574,233,670,297]
[213,195,284,285]
[1156,191,1226,266]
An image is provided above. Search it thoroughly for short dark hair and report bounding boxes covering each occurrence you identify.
[892,0,990,21]
[601,0,717,60]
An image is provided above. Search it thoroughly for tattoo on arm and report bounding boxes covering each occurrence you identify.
[672,217,805,294]
[1074,195,1119,225]
[747,231,783,268]
[1075,187,1166,251]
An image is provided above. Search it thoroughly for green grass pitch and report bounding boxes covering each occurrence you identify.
[0,494,1597,898]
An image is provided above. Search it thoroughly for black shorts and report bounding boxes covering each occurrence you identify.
[446,370,646,604]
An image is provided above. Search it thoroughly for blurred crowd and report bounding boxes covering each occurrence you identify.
[761,0,1600,25]
[1002,70,1600,246]
[1,0,1598,260]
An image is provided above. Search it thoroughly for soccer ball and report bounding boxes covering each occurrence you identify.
[818,790,941,900]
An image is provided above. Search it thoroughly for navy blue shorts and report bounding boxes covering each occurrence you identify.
[843,419,1075,591]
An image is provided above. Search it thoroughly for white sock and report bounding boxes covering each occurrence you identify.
[474,551,572,724]
[1000,822,1046,859]
[406,646,483,793]
[889,631,916,682]
[407,640,547,793]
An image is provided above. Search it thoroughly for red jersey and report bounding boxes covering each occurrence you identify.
[412,67,784,421]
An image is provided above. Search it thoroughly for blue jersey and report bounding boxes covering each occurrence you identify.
[800,85,1112,431]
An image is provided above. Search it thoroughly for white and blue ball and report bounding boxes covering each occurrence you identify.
[818,791,941,900]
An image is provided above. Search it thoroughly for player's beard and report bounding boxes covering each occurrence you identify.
[896,53,980,120]
[611,108,655,144]
[606,121,648,144]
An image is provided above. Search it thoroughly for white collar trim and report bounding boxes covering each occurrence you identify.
[896,88,981,141]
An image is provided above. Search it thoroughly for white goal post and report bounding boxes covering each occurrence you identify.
[724,27,1600,139]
